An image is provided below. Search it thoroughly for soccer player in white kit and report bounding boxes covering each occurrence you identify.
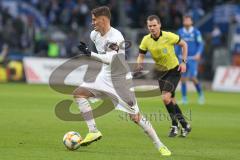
[73,6,171,156]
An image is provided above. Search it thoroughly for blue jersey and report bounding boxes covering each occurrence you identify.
[176,27,204,59]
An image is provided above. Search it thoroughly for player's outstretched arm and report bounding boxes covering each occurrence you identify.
[77,41,117,64]
[91,51,117,64]
[91,42,121,64]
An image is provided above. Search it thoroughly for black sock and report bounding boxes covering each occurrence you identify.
[165,101,178,126]
[174,103,188,128]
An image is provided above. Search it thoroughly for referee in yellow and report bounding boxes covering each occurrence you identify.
[136,15,191,137]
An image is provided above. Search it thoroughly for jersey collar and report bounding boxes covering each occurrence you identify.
[183,26,194,33]
[150,31,162,41]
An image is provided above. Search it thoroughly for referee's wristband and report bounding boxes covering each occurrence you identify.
[182,59,187,64]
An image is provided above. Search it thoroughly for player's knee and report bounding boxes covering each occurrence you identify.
[73,88,89,99]
[163,98,171,105]
[129,114,140,123]
[162,93,172,104]
[130,116,138,123]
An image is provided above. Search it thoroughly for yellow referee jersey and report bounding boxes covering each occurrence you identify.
[139,31,180,70]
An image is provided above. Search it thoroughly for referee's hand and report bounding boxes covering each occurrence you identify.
[178,63,186,73]
[134,65,143,72]
[133,65,143,77]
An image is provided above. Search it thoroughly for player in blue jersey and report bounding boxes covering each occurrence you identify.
[176,15,205,105]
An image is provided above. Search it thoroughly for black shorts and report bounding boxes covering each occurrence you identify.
[154,66,181,98]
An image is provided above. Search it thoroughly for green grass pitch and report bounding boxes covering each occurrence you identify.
[0,83,239,160]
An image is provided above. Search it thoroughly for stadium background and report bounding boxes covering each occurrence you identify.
[0,0,240,86]
[0,0,240,160]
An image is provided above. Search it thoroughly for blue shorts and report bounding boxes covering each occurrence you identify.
[182,60,198,78]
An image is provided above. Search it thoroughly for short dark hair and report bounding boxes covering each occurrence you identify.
[183,14,193,20]
[91,6,111,19]
[147,15,161,24]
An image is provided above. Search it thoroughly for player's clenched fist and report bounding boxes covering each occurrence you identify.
[77,42,91,56]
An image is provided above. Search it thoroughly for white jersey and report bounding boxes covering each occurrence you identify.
[90,27,125,80]
[80,27,139,114]
[81,27,125,90]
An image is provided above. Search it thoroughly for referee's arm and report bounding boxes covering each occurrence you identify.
[136,49,147,71]
[136,36,148,71]
[177,39,188,63]
[176,39,188,73]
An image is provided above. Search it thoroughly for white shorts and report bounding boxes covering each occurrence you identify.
[80,80,139,115]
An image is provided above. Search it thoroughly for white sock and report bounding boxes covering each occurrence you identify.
[138,116,164,149]
[75,98,98,133]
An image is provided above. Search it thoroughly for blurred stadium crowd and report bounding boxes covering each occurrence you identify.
[0,0,235,55]
[0,0,239,81]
